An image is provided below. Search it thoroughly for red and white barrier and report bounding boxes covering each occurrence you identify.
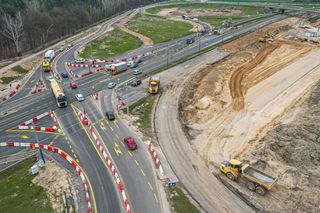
[31,80,46,95]
[18,111,59,132]
[147,141,164,176]
[67,63,102,68]
[91,92,99,100]
[78,111,131,213]
[81,50,153,64]
[0,141,93,213]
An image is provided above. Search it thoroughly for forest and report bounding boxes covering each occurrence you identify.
[0,0,163,60]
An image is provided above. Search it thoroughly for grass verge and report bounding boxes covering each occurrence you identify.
[80,28,142,59]
[168,187,200,213]
[1,76,19,84]
[12,65,28,74]
[127,95,157,136]
[146,3,262,16]
[127,14,193,44]
[0,157,54,213]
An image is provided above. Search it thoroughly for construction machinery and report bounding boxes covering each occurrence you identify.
[220,159,277,195]
[42,60,50,72]
[148,76,160,94]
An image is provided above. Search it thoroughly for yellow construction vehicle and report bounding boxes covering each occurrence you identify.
[148,76,160,94]
[220,159,278,195]
[42,60,50,72]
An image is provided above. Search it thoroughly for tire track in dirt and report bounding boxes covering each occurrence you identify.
[229,41,312,111]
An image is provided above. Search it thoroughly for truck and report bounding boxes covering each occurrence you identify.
[111,62,127,75]
[50,79,67,107]
[148,76,160,94]
[42,60,50,72]
[44,49,55,62]
[220,159,277,196]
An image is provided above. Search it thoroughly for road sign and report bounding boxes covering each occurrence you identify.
[31,165,39,175]
[38,159,45,168]
[168,182,177,188]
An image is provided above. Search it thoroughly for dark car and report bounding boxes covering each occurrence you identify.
[105,111,115,120]
[134,58,143,64]
[61,72,68,78]
[124,137,138,150]
[186,37,194,44]
[131,79,141,87]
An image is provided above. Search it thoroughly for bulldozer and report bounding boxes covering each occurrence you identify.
[220,159,278,195]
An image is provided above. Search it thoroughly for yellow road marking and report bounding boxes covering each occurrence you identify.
[49,134,59,146]
[110,126,114,131]
[5,129,60,135]
[100,121,107,131]
[113,143,122,156]
[114,122,119,129]
[72,149,75,153]
[140,169,146,176]
[53,111,65,136]
[148,182,153,191]
[154,193,159,203]
[20,135,29,139]
[134,159,139,166]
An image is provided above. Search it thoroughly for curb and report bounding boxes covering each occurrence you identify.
[77,111,131,213]
[0,141,93,213]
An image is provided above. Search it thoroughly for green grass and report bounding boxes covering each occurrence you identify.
[146,3,262,16]
[12,65,28,74]
[129,96,157,136]
[209,0,293,2]
[169,187,200,213]
[0,157,54,213]
[80,28,142,59]
[1,76,19,84]
[127,14,193,44]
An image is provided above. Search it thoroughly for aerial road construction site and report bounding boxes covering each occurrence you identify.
[1,1,320,213]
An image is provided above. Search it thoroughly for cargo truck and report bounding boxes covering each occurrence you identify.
[42,60,50,72]
[111,62,127,75]
[44,50,55,62]
[148,76,160,94]
[220,159,277,196]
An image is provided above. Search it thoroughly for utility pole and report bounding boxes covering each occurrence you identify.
[34,132,45,164]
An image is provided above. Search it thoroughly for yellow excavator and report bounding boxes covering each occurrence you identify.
[220,159,278,196]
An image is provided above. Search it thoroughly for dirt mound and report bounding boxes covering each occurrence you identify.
[238,81,320,212]
[33,160,77,212]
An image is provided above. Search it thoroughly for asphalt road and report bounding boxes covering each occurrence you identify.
[78,95,161,213]
[0,10,286,213]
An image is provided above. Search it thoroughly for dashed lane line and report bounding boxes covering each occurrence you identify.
[140,169,146,177]
[154,193,159,203]
[148,182,153,191]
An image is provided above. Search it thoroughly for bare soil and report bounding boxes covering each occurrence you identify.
[178,17,320,211]
[33,159,77,213]
[156,8,242,17]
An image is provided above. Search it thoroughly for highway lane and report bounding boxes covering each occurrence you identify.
[77,97,161,213]
[55,106,122,213]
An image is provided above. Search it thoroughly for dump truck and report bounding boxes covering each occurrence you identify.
[148,76,160,94]
[44,49,55,62]
[220,159,277,196]
[111,62,127,75]
[42,60,50,72]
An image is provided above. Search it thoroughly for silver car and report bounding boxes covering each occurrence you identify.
[133,69,142,75]
[107,82,116,89]
[75,93,84,101]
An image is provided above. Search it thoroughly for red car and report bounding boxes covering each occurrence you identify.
[70,82,77,89]
[124,137,138,150]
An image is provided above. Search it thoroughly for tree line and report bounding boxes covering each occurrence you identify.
[0,0,163,60]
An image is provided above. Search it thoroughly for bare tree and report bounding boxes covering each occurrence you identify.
[0,12,24,56]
